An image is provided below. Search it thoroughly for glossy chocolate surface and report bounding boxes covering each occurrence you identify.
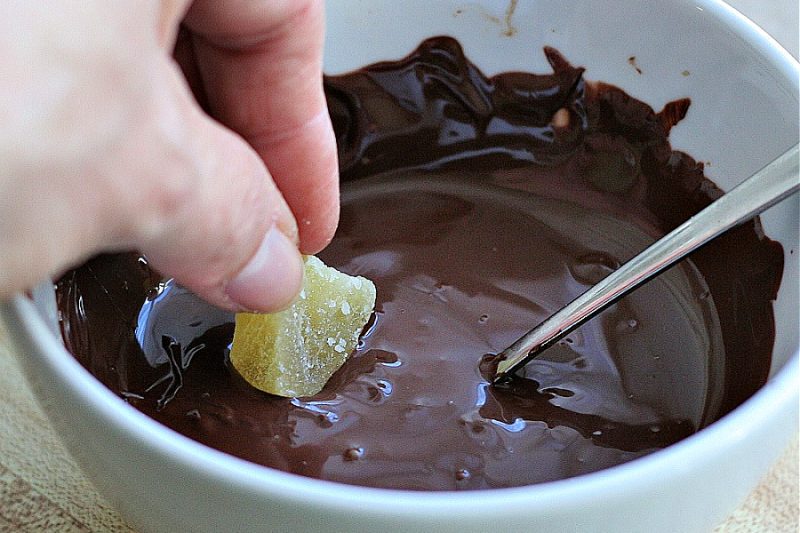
[58,37,783,490]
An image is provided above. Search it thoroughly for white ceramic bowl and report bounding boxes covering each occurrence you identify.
[2,1,798,532]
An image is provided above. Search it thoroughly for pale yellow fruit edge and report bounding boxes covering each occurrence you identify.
[230,256,376,397]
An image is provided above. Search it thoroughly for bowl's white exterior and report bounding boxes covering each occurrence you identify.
[2,1,798,532]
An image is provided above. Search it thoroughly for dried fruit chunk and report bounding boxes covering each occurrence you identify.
[230,255,376,397]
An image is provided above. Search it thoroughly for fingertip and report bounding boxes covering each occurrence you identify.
[297,171,340,255]
[224,224,304,312]
[258,109,341,255]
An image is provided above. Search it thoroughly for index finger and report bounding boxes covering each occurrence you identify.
[182,0,339,254]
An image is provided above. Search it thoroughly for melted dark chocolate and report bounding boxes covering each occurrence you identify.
[57,37,783,490]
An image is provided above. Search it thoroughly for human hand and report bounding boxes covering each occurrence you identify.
[0,0,339,312]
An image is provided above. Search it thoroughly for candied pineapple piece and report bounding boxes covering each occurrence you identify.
[230,255,376,397]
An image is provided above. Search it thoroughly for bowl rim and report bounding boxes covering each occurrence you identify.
[3,0,799,519]
[708,0,799,71]
[5,293,799,516]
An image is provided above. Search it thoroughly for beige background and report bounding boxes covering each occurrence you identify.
[0,1,797,531]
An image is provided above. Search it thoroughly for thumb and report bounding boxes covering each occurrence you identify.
[135,60,303,313]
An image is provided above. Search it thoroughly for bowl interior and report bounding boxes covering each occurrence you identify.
[325,0,799,374]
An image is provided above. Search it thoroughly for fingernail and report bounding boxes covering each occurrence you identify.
[226,225,303,312]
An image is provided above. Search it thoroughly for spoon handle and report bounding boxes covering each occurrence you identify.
[493,144,799,382]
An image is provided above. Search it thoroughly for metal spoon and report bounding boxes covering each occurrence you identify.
[492,143,799,383]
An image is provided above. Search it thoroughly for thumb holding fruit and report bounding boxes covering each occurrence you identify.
[0,0,339,313]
